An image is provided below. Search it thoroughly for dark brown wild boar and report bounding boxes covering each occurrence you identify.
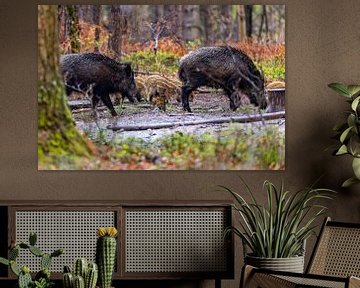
[60,52,142,116]
[178,46,266,112]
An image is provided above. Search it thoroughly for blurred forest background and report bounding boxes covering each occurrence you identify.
[59,5,285,53]
[58,5,285,81]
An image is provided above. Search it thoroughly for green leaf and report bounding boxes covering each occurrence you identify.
[328,83,351,97]
[347,114,356,127]
[340,126,353,143]
[351,96,360,111]
[348,135,360,156]
[342,177,360,187]
[336,145,348,155]
[348,85,360,97]
[352,157,360,179]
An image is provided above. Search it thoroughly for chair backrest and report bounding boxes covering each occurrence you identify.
[307,217,360,278]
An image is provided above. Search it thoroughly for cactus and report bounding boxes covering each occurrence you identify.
[85,263,98,288]
[74,275,85,288]
[64,265,72,273]
[51,248,64,257]
[29,245,44,257]
[40,253,52,270]
[96,227,118,288]
[74,258,88,279]
[0,232,63,288]
[35,268,50,281]
[63,259,98,288]
[10,260,20,276]
[9,246,19,260]
[29,232,37,246]
[63,272,74,288]
[18,269,32,288]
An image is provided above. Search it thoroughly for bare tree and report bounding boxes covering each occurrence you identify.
[258,5,269,41]
[108,5,127,59]
[66,5,81,53]
[245,5,253,38]
[219,5,231,42]
[181,5,201,41]
[238,5,246,41]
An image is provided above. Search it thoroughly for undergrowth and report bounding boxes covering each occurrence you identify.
[94,124,286,170]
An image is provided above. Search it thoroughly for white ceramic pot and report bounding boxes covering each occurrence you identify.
[245,254,305,273]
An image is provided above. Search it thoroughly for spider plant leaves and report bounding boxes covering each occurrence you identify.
[342,177,360,187]
[222,180,335,258]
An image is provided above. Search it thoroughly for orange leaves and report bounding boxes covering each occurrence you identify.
[232,41,285,63]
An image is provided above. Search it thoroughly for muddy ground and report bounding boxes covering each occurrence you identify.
[70,92,285,144]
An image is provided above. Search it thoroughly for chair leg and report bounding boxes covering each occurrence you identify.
[349,276,360,288]
[240,265,255,288]
[215,278,221,288]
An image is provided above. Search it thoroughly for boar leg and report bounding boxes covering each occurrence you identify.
[181,85,194,112]
[100,93,118,117]
[224,88,239,111]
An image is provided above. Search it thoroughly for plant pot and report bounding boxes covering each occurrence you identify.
[266,88,285,112]
[245,254,304,273]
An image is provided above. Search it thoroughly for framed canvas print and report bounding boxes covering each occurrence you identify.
[38,5,285,170]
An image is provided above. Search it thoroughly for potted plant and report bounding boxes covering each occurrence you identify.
[221,179,335,273]
[328,83,360,187]
[0,232,63,288]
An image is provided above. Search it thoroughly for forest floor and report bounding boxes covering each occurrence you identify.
[66,92,285,170]
[71,93,285,143]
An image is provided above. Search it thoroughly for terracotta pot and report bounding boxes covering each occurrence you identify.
[245,254,304,273]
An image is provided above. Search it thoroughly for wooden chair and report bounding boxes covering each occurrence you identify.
[241,217,360,288]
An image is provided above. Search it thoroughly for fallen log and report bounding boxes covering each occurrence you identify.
[68,99,92,110]
[108,111,285,131]
[68,100,153,111]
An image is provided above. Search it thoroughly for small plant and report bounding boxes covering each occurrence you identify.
[122,50,179,74]
[221,179,335,258]
[0,232,63,288]
[328,83,360,187]
[96,227,118,288]
[62,258,98,288]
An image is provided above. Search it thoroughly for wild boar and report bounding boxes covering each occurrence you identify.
[60,52,142,116]
[178,46,266,112]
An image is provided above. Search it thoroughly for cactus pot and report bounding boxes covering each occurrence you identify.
[245,254,304,273]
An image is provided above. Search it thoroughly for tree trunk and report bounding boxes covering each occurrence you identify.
[93,5,101,52]
[238,5,246,41]
[245,5,253,38]
[182,5,201,41]
[38,5,92,166]
[66,5,81,53]
[258,5,268,40]
[220,5,231,42]
[108,5,126,60]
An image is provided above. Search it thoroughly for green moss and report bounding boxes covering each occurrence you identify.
[38,77,92,168]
